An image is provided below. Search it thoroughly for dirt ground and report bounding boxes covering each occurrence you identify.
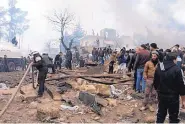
[0,70,185,123]
[0,71,32,88]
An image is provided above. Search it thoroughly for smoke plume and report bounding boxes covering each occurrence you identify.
[107,0,185,48]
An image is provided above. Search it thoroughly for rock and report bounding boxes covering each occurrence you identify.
[80,84,97,94]
[144,116,155,123]
[77,78,86,85]
[96,84,111,96]
[37,102,60,121]
[68,80,80,90]
[106,98,117,107]
[95,96,108,107]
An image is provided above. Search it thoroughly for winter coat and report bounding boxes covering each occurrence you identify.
[99,50,104,57]
[153,61,185,97]
[66,50,72,61]
[143,61,157,79]
[118,53,126,65]
[42,55,53,65]
[127,53,135,70]
[55,54,62,63]
[133,49,150,70]
[110,54,117,62]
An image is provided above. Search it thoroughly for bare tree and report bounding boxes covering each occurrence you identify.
[47,9,75,51]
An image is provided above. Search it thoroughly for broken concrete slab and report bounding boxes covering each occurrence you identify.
[80,84,97,94]
[95,96,108,107]
[96,84,111,97]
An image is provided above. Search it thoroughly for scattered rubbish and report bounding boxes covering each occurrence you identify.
[126,95,132,100]
[60,105,79,111]
[0,83,9,90]
[56,82,72,94]
[61,99,75,107]
[110,85,122,97]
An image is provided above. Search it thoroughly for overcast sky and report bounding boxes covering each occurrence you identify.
[1,0,185,51]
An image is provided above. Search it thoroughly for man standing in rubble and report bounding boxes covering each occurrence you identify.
[154,52,185,123]
[134,45,150,93]
[99,48,104,65]
[31,51,48,97]
[75,49,80,65]
[54,52,63,70]
[42,53,55,73]
[65,48,72,70]
[92,47,96,62]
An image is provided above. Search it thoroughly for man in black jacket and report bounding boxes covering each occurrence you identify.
[153,52,185,123]
[31,51,48,97]
[54,52,63,70]
[65,48,72,70]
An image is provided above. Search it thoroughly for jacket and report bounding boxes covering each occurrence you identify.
[32,54,47,71]
[182,54,185,65]
[127,53,135,70]
[42,54,53,65]
[99,50,104,57]
[66,50,72,61]
[153,61,185,97]
[110,54,117,62]
[55,54,62,63]
[143,61,157,79]
[118,52,126,64]
[133,49,150,70]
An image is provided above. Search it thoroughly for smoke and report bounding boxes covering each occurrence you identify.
[107,0,185,48]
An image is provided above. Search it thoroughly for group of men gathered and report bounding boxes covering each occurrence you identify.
[4,43,185,123]
[92,46,113,65]
[106,43,185,123]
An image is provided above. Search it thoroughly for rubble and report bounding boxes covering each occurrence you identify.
[60,104,79,111]
[0,83,9,90]
[106,98,117,107]
[1,67,185,123]
[144,116,155,123]
[37,101,61,121]
[95,96,108,107]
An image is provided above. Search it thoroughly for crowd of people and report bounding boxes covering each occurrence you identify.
[2,43,185,123]
[92,46,113,65]
[105,43,185,123]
